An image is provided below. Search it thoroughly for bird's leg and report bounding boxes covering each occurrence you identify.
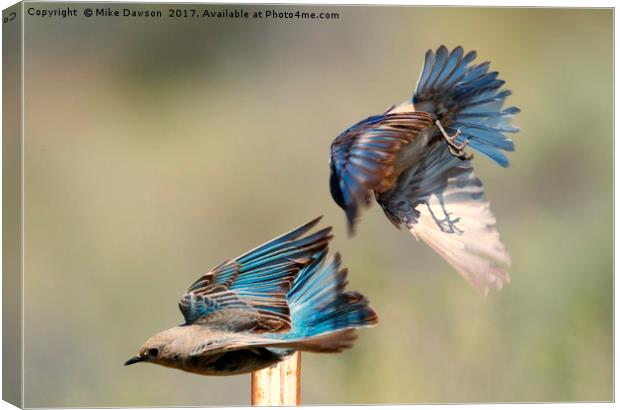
[435,120,473,160]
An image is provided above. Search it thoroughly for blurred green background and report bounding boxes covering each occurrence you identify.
[21,5,612,406]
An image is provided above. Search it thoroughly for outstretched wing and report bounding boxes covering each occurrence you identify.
[377,140,511,295]
[330,112,433,233]
[178,217,332,332]
[190,252,379,357]
[413,45,519,167]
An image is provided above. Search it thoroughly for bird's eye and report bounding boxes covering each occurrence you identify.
[148,348,159,357]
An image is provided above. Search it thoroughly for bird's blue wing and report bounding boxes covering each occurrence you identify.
[330,112,433,233]
[187,246,378,354]
[178,217,332,333]
[413,45,519,167]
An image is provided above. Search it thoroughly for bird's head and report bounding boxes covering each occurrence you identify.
[329,160,346,210]
[124,327,185,368]
[329,159,359,234]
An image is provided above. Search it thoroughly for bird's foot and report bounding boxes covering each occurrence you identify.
[435,120,473,161]
[448,144,474,160]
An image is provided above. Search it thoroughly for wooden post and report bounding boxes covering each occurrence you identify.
[251,352,301,406]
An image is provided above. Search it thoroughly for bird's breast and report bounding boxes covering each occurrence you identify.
[182,347,290,376]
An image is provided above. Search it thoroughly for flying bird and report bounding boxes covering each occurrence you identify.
[329,45,519,295]
[125,217,377,376]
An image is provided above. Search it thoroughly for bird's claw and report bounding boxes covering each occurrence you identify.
[448,144,474,160]
[435,120,473,161]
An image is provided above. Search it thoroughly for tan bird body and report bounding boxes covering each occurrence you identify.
[125,217,377,376]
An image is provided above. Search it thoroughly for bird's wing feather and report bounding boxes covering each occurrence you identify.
[413,45,519,167]
[330,112,433,232]
[190,328,362,356]
[178,217,332,332]
[378,140,510,294]
[189,253,378,356]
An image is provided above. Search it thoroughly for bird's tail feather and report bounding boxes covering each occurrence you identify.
[413,45,519,167]
[267,252,377,352]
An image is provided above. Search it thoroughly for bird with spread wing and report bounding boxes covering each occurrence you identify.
[329,46,519,295]
[125,217,377,376]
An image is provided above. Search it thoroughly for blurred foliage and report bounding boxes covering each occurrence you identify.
[21,5,611,406]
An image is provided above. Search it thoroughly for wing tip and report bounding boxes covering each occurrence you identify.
[289,215,326,239]
[471,268,511,297]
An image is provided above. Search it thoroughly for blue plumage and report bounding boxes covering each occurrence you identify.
[281,252,376,340]
[178,216,376,348]
[180,218,332,328]
[327,46,518,293]
[330,45,519,233]
[329,111,434,231]
[413,45,519,167]
[127,218,377,376]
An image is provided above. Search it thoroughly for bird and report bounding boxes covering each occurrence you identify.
[328,45,519,295]
[124,217,377,376]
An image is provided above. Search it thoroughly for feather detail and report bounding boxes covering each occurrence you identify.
[178,217,332,332]
[330,112,433,233]
[413,45,519,166]
[377,140,511,295]
[182,226,378,355]
[261,252,378,352]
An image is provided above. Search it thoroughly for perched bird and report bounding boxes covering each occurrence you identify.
[329,45,519,295]
[125,217,377,376]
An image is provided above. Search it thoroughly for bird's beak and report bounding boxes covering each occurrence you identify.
[124,355,145,366]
